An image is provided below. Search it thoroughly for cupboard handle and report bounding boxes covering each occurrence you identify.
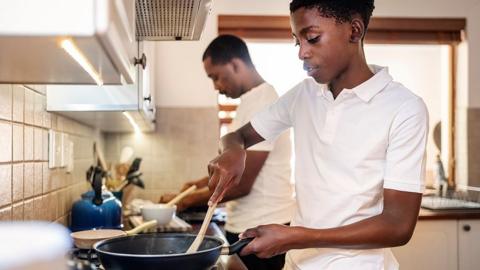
[134,53,147,69]
[463,224,471,232]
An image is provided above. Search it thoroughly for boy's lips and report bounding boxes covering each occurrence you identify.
[304,64,319,76]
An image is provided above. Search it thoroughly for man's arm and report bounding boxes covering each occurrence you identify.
[240,189,422,258]
[208,122,265,205]
[177,151,269,209]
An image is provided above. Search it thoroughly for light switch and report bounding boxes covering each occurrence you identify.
[54,132,62,168]
[48,130,63,169]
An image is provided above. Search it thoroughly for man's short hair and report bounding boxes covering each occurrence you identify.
[289,0,375,30]
[202,34,253,66]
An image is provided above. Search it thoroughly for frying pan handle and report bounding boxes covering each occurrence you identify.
[221,238,254,255]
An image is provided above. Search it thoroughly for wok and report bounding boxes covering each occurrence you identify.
[93,233,252,270]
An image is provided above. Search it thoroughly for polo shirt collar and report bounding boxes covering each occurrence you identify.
[317,65,393,103]
[351,65,393,103]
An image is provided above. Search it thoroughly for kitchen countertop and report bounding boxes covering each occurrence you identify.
[419,208,480,220]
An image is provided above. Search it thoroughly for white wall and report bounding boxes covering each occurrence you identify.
[153,0,480,108]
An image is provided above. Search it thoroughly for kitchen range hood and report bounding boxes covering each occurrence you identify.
[0,0,212,85]
[136,0,212,41]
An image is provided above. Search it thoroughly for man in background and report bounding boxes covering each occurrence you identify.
[160,34,295,270]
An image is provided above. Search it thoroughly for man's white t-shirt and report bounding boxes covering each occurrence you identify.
[225,82,295,234]
[251,66,428,270]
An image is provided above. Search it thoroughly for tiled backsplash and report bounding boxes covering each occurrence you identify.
[104,107,219,202]
[0,84,101,225]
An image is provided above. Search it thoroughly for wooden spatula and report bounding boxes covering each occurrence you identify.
[185,202,218,254]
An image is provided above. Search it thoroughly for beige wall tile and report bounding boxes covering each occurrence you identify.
[58,189,66,217]
[12,85,24,123]
[43,129,48,161]
[0,121,12,162]
[44,112,51,129]
[34,162,43,196]
[24,125,34,161]
[23,199,33,220]
[12,124,24,161]
[34,93,44,127]
[50,114,58,130]
[0,84,12,121]
[23,163,34,199]
[33,196,42,220]
[0,164,12,208]
[12,163,24,202]
[42,162,51,193]
[34,127,43,161]
[12,202,23,220]
[105,107,219,198]
[24,88,35,125]
[0,206,12,221]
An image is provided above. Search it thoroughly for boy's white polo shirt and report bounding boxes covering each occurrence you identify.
[251,65,428,270]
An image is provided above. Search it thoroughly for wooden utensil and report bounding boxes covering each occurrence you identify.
[186,202,218,254]
[94,142,108,172]
[71,220,158,249]
[166,185,198,207]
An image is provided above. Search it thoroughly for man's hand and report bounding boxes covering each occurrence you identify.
[207,147,247,205]
[239,224,296,258]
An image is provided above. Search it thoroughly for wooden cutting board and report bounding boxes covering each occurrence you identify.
[129,215,193,233]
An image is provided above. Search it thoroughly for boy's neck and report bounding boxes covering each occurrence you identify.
[328,53,374,99]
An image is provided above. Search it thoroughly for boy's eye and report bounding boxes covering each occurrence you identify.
[307,36,320,44]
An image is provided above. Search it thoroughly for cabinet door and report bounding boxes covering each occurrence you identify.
[458,220,480,270]
[392,220,458,270]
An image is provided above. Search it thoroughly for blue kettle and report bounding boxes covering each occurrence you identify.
[70,166,122,232]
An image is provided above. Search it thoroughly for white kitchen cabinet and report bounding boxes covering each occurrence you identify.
[392,220,458,270]
[0,0,137,85]
[458,220,480,270]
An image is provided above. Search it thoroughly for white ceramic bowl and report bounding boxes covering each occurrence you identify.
[140,204,176,225]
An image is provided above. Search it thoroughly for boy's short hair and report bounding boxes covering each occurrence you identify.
[202,34,253,66]
[289,0,375,30]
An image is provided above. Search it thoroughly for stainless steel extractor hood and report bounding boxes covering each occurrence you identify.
[136,0,212,41]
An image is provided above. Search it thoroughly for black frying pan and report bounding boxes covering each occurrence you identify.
[93,233,252,270]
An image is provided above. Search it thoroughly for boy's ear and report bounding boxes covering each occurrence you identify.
[350,18,365,43]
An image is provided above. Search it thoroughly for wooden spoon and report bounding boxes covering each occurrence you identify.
[165,185,198,207]
[71,219,157,249]
[186,201,218,254]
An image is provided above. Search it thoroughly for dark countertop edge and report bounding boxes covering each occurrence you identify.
[419,208,480,220]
